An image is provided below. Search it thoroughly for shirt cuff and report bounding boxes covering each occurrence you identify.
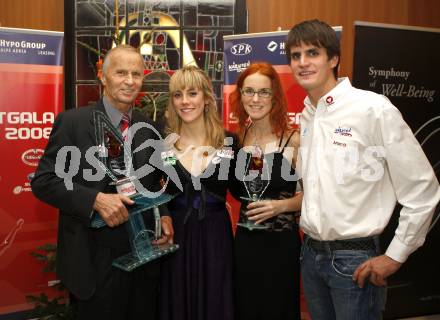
[385,236,414,263]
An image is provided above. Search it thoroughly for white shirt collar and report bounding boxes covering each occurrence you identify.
[304,77,352,110]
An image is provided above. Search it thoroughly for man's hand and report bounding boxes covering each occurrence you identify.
[153,216,174,245]
[92,192,134,227]
[353,254,402,288]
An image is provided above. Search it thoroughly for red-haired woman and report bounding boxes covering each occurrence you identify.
[230,62,302,319]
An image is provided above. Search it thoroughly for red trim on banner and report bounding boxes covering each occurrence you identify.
[0,63,63,73]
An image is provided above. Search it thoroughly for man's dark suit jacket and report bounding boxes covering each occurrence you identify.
[31,100,167,300]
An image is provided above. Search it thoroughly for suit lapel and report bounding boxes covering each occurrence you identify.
[84,100,111,188]
[87,100,106,143]
[89,100,149,174]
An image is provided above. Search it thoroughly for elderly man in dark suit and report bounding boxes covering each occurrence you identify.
[31,45,173,320]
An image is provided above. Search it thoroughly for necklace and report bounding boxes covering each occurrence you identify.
[251,126,263,158]
[189,146,209,157]
[176,137,210,158]
[242,153,270,201]
[241,125,269,200]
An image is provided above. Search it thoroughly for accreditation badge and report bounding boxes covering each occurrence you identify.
[161,150,176,166]
[217,148,234,159]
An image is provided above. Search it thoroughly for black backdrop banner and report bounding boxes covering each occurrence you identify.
[353,21,440,319]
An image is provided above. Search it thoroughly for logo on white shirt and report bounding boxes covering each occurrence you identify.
[325,96,334,105]
[301,127,308,137]
[334,127,352,137]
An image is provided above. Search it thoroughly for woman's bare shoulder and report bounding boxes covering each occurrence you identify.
[284,127,300,148]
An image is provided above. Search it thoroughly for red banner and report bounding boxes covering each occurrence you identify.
[0,27,63,315]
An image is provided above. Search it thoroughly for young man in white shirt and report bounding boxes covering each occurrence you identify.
[286,19,440,319]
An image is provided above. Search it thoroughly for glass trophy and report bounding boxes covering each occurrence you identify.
[91,110,178,271]
[237,147,269,231]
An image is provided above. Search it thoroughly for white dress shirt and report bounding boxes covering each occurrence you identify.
[298,77,440,263]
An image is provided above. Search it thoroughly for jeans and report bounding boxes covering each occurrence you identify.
[301,236,386,320]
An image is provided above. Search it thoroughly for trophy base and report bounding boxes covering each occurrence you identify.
[238,196,269,231]
[237,221,268,231]
[91,193,176,229]
[112,243,179,272]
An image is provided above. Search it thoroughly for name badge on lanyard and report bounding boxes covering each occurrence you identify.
[217,148,234,159]
[161,150,176,166]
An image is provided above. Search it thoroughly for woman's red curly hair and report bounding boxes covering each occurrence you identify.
[229,61,289,141]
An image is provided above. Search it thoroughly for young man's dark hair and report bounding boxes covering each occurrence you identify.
[286,19,340,78]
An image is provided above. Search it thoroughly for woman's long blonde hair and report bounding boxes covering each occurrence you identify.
[166,65,225,148]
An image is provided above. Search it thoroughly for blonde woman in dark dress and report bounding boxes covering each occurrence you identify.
[160,65,237,320]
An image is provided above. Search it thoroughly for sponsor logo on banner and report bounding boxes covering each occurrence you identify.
[0,39,47,49]
[13,186,23,195]
[228,112,238,124]
[0,30,63,65]
[228,60,250,73]
[13,171,34,194]
[287,112,301,125]
[21,148,44,166]
[267,41,278,52]
[267,41,285,54]
[1,111,55,140]
[0,111,55,124]
[27,172,35,181]
[13,177,33,195]
[230,43,252,55]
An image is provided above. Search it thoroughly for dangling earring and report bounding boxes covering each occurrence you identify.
[204,104,209,113]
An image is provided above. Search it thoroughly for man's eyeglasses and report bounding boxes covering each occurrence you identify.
[241,87,272,98]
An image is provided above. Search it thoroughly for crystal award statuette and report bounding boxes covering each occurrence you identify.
[237,146,269,231]
[91,110,178,271]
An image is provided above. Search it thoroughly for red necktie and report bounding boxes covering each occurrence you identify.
[120,113,130,141]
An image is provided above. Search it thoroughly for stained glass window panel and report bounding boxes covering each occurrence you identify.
[69,0,245,113]
[76,0,125,28]
[183,0,234,27]
[76,84,101,107]
[76,34,114,81]
[127,0,181,27]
